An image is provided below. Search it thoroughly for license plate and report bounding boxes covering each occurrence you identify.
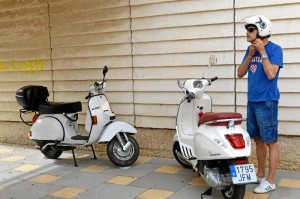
[230,164,257,184]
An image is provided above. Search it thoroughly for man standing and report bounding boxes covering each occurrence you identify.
[237,15,283,194]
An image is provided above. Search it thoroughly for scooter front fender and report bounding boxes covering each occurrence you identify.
[172,134,179,142]
[30,116,64,141]
[98,121,137,142]
[172,128,179,142]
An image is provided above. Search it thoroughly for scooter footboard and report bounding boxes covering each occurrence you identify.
[98,121,137,142]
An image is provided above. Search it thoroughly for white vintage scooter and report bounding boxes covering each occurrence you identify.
[16,66,139,167]
[172,56,256,199]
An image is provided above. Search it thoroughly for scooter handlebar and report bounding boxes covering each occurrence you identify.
[94,82,100,87]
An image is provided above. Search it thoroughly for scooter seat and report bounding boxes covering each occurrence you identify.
[38,101,82,114]
[198,112,242,126]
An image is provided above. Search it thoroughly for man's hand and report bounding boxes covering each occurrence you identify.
[248,45,257,58]
[252,38,266,55]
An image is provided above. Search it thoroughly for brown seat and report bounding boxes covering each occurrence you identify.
[198,112,243,126]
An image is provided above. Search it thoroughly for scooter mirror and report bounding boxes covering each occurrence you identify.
[208,55,217,66]
[177,80,184,89]
[103,65,108,76]
[202,55,217,79]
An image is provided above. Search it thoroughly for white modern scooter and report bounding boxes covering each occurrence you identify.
[172,56,257,199]
[16,66,139,167]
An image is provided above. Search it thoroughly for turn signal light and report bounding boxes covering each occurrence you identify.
[27,131,32,137]
[225,134,245,149]
[92,115,97,125]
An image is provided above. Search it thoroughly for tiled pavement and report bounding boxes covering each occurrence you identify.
[1,144,300,199]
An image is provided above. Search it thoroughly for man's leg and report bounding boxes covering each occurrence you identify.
[266,142,280,184]
[255,138,267,178]
[253,101,279,193]
[253,142,278,194]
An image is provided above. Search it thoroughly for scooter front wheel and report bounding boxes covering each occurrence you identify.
[107,134,139,167]
[172,141,192,169]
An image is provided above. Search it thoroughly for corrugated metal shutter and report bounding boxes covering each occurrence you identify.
[1,0,300,135]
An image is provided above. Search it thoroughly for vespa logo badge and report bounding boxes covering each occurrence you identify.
[91,107,100,110]
[209,151,221,157]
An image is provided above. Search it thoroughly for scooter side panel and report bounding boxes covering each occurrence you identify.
[31,116,64,141]
[194,125,251,160]
[98,121,137,142]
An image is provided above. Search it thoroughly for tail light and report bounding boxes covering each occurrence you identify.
[225,134,245,149]
[92,115,97,125]
[32,114,40,123]
[235,159,247,165]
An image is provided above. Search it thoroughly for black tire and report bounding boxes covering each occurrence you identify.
[36,141,63,159]
[172,141,192,169]
[221,184,246,199]
[107,134,139,167]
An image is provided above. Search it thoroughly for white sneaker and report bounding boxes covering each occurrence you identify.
[256,176,266,184]
[254,180,276,194]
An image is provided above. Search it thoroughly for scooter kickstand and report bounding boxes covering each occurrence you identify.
[72,149,78,167]
[201,187,212,199]
[91,145,97,160]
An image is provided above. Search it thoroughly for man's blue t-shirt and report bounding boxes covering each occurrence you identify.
[242,41,283,102]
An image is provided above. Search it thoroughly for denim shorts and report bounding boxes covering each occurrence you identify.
[247,100,278,144]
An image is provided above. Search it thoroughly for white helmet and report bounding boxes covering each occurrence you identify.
[245,15,272,38]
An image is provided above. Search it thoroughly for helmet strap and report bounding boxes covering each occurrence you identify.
[256,33,268,40]
[256,33,262,39]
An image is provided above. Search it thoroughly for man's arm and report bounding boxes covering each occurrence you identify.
[237,45,256,78]
[261,59,280,80]
[237,56,251,78]
[254,39,280,80]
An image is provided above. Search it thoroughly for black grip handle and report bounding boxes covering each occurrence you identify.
[85,93,91,100]
[187,92,195,103]
[210,76,218,82]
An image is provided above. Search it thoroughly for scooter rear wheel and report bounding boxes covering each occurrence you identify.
[107,134,139,167]
[36,141,63,159]
[221,183,246,199]
[172,141,192,169]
